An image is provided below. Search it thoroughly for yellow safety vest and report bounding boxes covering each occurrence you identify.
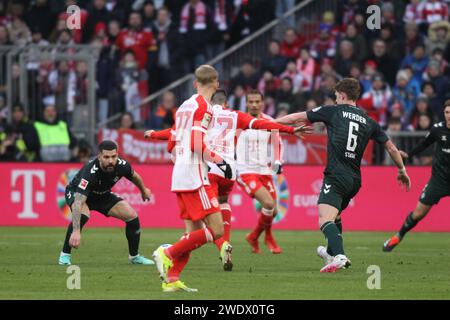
[34,121,70,146]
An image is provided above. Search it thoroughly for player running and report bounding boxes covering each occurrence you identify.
[146,89,308,272]
[236,90,289,254]
[58,140,154,266]
[275,78,411,272]
[383,100,450,252]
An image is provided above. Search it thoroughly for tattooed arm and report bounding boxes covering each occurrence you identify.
[69,192,87,248]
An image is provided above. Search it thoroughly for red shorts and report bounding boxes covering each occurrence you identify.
[237,174,276,200]
[176,185,220,222]
[208,173,235,198]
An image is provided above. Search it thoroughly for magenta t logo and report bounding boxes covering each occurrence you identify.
[11,170,46,219]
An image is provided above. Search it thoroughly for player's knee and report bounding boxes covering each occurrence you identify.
[210,225,224,240]
[261,198,275,211]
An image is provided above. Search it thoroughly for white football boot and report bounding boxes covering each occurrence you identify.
[320,254,351,273]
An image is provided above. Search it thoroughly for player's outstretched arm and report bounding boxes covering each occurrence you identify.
[401,131,435,159]
[131,171,152,201]
[144,128,173,140]
[69,192,87,249]
[384,139,411,192]
[273,111,308,125]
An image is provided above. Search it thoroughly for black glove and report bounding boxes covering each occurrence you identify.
[273,160,283,175]
[217,160,232,179]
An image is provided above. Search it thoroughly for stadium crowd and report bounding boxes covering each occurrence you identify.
[1,0,450,163]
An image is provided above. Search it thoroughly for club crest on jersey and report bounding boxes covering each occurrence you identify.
[201,113,212,128]
[211,197,219,208]
[78,178,89,190]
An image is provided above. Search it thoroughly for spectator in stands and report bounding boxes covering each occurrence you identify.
[305,98,325,133]
[275,77,302,114]
[360,60,377,93]
[369,38,398,86]
[341,23,367,62]
[408,97,436,130]
[9,103,40,162]
[311,74,338,104]
[280,28,303,60]
[24,0,56,40]
[8,16,31,46]
[47,60,76,125]
[425,20,450,56]
[379,23,403,63]
[152,6,178,90]
[178,0,214,73]
[116,11,157,71]
[359,73,391,125]
[142,0,157,28]
[0,95,7,127]
[334,40,358,78]
[391,69,418,116]
[72,141,92,163]
[423,59,450,104]
[151,90,176,129]
[421,81,444,120]
[119,111,136,130]
[206,0,234,63]
[310,24,336,61]
[257,70,280,98]
[262,40,287,76]
[431,48,450,77]
[337,0,365,30]
[400,22,426,59]
[419,0,449,31]
[0,24,11,45]
[401,43,429,84]
[107,19,122,44]
[280,60,302,94]
[275,0,295,27]
[313,58,341,92]
[34,104,76,162]
[228,84,246,112]
[404,0,423,25]
[116,50,148,123]
[295,48,315,93]
[263,95,276,118]
[0,125,27,162]
[229,59,260,92]
[84,0,113,43]
[384,116,403,165]
[74,61,88,106]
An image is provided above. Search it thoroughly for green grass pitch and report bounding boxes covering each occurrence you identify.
[1,227,449,300]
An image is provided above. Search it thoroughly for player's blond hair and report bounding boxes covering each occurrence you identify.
[195,65,218,86]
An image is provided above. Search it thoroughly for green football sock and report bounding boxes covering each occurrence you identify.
[398,212,419,239]
[335,218,343,234]
[321,221,344,256]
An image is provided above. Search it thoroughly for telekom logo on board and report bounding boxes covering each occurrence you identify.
[10,170,46,219]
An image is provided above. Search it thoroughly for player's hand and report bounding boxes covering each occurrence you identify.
[397,169,411,192]
[399,150,409,159]
[293,124,313,140]
[217,160,232,179]
[141,187,152,202]
[144,130,154,139]
[273,160,283,175]
[69,230,81,249]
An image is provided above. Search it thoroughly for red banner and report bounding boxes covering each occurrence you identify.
[1,163,448,231]
[98,129,373,165]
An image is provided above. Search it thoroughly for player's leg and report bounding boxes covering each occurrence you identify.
[261,176,282,254]
[383,178,445,252]
[318,204,350,273]
[108,200,154,265]
[59,190,90,265]
[247,185,275,253]
[383,201,432,252]
[213,195,234,271]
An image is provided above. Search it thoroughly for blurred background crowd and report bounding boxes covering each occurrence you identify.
[1,0,450,164]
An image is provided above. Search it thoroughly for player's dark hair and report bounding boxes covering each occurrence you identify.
[99,140,118,152]
[334,78,361,102]
[246,89,264,101]
[211,89,227,105]
[444,99,450,109]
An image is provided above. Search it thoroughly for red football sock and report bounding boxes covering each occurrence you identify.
[165,227,215,259]
[249,208,273,239]
[167,252,191,283]
[264,215,275,239]
[221,206,232,242]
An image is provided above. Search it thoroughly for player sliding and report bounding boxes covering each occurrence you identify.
[58,140,154,265]
[147,87,307,276]
[275,78,411,272]
[383,100,450,252]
